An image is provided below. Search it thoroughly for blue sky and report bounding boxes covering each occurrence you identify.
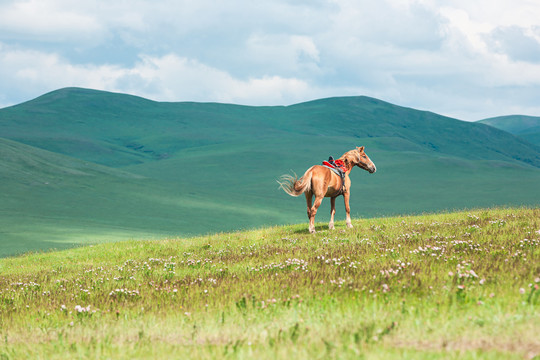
[1,0,540,120]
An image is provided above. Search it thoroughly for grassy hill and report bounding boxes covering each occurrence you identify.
[3,88,540,167]
[479,115,540,146]
[2,88,540,256]
[0,137,292,256]
[0,208,538,359]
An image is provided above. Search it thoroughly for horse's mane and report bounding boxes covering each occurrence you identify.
[338,149,360,167]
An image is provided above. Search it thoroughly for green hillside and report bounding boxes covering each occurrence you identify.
[0,137,293,256]
[2,87,540,256]
[479,115,540,146]
[3,88,540,167]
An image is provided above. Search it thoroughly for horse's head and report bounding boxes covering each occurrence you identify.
[354,146,376,173]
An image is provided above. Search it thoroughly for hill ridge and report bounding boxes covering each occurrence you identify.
[478,115,540,147]
[6,86,539,166]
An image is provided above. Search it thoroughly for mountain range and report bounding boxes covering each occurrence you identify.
[1,87,540,256]
[478,115,540,147]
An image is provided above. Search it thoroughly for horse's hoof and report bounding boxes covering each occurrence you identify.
[346,223,353,229]
[309,228,316,234]
[329,223,335,230]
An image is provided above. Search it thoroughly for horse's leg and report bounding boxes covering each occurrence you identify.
[305,191,313,220]
[329,196,336,230]
[344,192,353,228]
[309,194,324,234]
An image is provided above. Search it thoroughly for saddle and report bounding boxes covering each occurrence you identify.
[322,156,347,193]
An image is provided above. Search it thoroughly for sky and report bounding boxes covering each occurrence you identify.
[1,0,540,120]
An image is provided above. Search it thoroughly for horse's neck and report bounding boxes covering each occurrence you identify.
[340,160,354,173]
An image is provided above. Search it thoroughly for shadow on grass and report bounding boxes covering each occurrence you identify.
[291,224,344,234]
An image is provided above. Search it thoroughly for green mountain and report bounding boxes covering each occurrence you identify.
[2,87,540,257]
[479,115,540,146]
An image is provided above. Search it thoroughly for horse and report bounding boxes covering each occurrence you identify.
[278,146,376,233]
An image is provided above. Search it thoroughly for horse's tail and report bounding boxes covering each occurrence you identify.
[278,167,313,197]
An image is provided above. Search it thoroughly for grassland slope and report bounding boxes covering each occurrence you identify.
[0,208,538,359]
[0,137,286,257]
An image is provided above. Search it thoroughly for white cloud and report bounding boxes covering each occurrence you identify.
[330,0,446,50]
[112,54,334,105]
[0,0,106,43]
[485,26,540,63]
[0,46,331,106]
[0,44,120,93]
[245,34,321,77]
[1,0,540,120]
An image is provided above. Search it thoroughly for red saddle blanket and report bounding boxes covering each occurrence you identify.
[322,159,347,173]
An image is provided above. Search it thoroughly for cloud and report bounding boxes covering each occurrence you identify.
[244,34,321,77]
[0,44,120,94]
[329,0,447,50]
[1,0,540,120]
[0,45,332,106]
[485,26,540,63]
[116,54,321,104]
[0,0,106,43]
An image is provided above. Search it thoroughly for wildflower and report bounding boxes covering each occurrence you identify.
[519,288,526,294]
[457,285,465,290]
[477,301,484,305]
[479,279,485,285]
[60,305,67,311]
[448,271,454,277]
[489,293,495,298]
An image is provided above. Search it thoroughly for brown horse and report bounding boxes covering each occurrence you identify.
[278,146,376,233]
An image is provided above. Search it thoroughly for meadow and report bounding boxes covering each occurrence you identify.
[0,207,538,359]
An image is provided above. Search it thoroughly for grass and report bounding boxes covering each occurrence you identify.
[1,207,539,359]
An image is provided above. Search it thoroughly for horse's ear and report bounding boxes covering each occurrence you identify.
[357,146,365,152]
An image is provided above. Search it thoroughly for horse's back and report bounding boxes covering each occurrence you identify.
[311,165,333,179]
[310,165,343,197]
